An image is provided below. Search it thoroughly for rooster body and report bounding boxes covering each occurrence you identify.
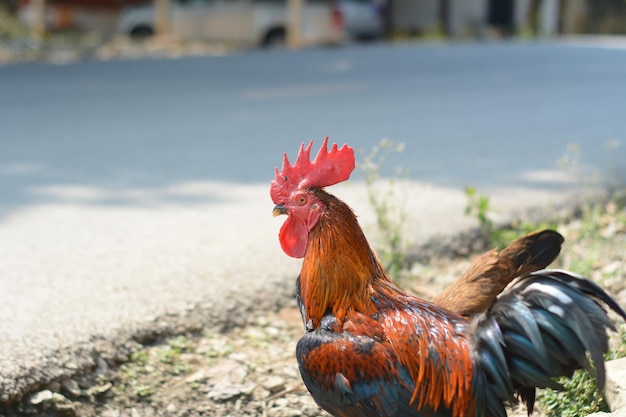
[297,293,471,417]
[271,139,626,417]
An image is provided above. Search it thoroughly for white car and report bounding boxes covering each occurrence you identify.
[118,0,346,47]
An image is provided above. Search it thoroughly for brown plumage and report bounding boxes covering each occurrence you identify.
[433,229,564,317]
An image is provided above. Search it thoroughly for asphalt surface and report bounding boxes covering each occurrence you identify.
[1,39,626,402]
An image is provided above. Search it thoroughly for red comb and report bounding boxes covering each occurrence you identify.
[271,137,355,203]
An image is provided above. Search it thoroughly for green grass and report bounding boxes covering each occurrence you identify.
[464,186,559,249]
[114,335,196,400]
[538,371,609,417]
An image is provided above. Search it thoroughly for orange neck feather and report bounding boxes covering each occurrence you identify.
[299,190,401,328]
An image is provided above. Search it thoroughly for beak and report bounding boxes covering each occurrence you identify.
[273,205,288,217]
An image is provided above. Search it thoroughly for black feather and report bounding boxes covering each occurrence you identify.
[472,269,625,416]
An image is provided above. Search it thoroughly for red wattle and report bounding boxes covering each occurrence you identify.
[279,215,308,258]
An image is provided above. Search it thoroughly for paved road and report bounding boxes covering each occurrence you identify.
[1,40,626,401]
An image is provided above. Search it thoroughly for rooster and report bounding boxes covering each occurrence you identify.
[271,138,626,417]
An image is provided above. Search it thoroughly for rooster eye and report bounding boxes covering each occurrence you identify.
[296,196,307,206]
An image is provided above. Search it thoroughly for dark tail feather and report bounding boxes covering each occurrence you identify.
[500,229,564,277]
[471,269,626,417]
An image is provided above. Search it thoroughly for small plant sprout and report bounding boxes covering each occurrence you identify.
[360,138,409,280]
[464,187,494,233]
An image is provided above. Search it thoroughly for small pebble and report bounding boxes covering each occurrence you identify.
[30,390,53,405]
[62,378,82,398]
[208,385,242,402]
[261,375,286,392]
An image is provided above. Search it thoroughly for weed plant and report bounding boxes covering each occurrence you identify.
[360,139,409,280]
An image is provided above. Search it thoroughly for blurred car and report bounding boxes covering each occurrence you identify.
[337,0,383,41]
[117,0,345,48]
